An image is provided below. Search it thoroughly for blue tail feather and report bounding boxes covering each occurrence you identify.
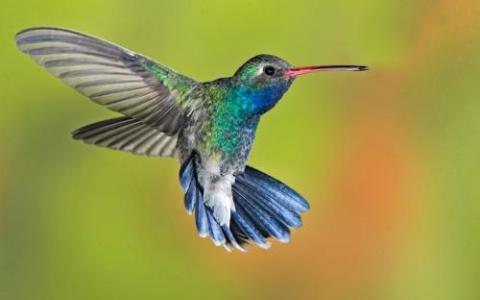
[194,197,209,237]
[237,178,302,228]
[184,183,198,215]
[231,207,270,248]
[242,166,310,213]
[179,156,194,190]
[221,224,245,251]
[180,156,197,214]
[207,211,226,245]
[233,184,291,242]
[179,153,310,250]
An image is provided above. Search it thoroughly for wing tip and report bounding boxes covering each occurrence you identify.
[16,26,76,37]
[16,26,57,41]
[15,26,66,52]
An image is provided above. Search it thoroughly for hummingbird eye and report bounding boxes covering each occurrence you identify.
[263,66,276,76]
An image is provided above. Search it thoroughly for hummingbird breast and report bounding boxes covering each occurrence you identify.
[175,80,262,227]
[177,80,261,175]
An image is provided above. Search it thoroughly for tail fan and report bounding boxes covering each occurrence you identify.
[179,153,310,251]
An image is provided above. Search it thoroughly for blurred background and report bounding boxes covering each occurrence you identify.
[1,0,480,299]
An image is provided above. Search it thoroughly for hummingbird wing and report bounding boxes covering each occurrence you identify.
[16,27,201,135]
[72,117,179,158]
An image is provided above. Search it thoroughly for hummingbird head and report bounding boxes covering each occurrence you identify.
[232,54,293,115]
[232,54,368,115]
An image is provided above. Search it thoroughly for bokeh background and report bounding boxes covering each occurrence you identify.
[1,0,480,299]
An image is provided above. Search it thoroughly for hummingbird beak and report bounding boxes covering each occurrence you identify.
[286,65,368,77]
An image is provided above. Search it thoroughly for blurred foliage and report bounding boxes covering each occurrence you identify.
[1,0,480,299]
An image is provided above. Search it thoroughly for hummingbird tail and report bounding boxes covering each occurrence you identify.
[180,153,310,251]
[72,117,178,158]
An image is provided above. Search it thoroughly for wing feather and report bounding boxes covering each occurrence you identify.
[72,117,178,157]
[16,27,202,135]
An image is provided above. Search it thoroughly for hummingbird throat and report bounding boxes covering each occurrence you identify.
[233,83,289,115]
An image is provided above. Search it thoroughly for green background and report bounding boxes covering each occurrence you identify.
[1,0,480,299]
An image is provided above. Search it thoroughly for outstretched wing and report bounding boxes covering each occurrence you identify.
[16,27,202,135]
[72,117,179,158]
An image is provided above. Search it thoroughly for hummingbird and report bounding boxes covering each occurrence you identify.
[16,27,368,251]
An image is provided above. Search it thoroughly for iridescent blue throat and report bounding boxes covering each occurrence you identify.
[230,81,292,115]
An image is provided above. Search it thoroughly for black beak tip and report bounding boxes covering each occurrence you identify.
[357,66,369,71]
